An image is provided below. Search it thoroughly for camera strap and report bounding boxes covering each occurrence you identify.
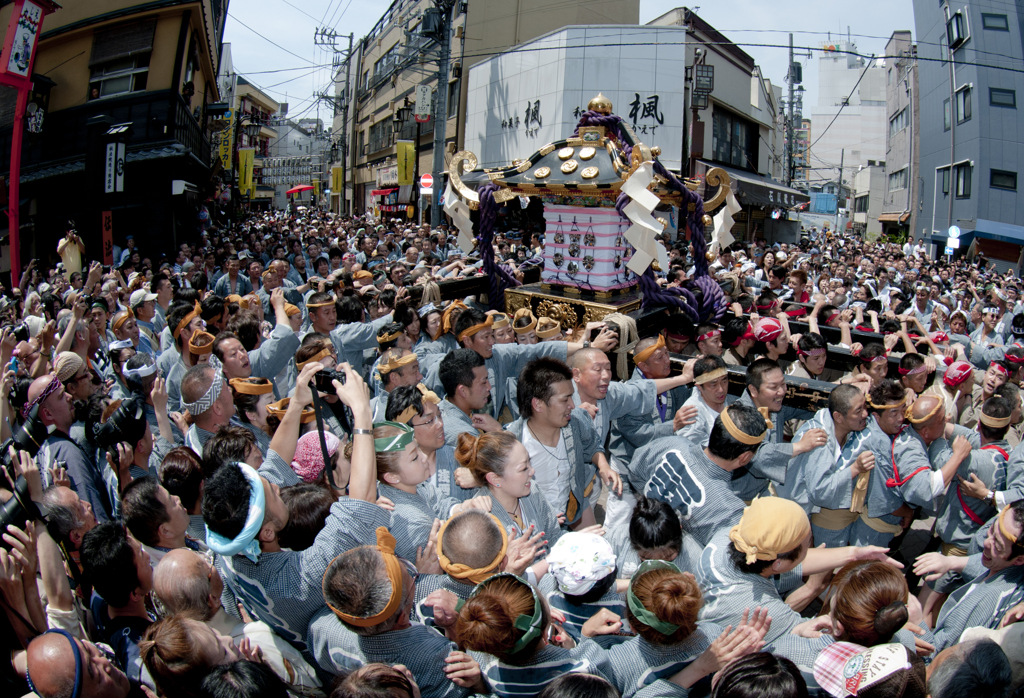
[309,387,334,486]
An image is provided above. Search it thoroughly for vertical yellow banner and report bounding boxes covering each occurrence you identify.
[332,167,343,193]
[396,140,414,185]
[238,148,255,197]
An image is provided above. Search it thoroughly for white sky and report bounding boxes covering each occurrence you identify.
[221,0,917,122]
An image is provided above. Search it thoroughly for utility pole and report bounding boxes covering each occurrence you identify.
[315,28,355,215]
[430,0,455,228]
[945,9,956,239]
[786,33,795,187]
[835,148,844,235]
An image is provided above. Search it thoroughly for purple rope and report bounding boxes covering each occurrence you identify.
[477,183,521,310]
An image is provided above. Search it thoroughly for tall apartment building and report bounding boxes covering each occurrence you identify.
[331,0,639,216]
[879,31,920,241]
[913,1,1024,270]
[0,0,227,270]
[808,40,887,192]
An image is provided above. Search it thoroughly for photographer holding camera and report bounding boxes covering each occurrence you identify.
[30,373,114,524]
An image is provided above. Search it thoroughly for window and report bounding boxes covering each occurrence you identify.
[940,166,950,195]
[956,87,971,123]
[89,52,151,99]
[888,168,908,192]
[982,13,1009,30]
[712,110,758,170]
[947,11,967,49]
[368,119,392,153]
[889,108,908,138]
[943,99,951,131]
[990,88,1016,108]
[854,195,870,213]
[991,169,1017,191]
[955,163,972,198]
[939,33,948,62]
[447,79,460,116]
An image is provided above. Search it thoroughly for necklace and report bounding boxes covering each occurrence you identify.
[526,423,563,460]
[504,498,521,518]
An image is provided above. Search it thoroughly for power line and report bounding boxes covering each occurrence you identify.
[227,13,317,65]
[277,0,322,23]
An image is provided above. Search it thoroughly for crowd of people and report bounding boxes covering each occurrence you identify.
[1,206,1024,698]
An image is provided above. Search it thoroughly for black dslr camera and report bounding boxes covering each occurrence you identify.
[310,368,352,434]
[0,404,48,538]
[93,396,148,463]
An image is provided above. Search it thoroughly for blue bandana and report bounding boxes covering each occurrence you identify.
[205,463,266,563]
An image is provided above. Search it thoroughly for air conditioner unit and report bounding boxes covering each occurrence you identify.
[946,11,967,49]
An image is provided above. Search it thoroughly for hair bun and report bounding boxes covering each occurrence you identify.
[873,600,908,638]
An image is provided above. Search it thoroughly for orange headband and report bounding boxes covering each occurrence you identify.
[491,313,510,330]
[297,347,333,370]
[307,296,336,310]
[441,301,468,336]
[325,527,404,626]
[111,309,135,332]
[378,329,404,344]
[174,302,202,340]
[266,397,316,424]
[457,316,494,343]
[378,352,418,376]
[904,397,945,425]
[229,377,274,395]
[284,303,301,317]
[634,335,666,364]
[188,331,215,355]
[436,514,508,584]
[225,294,249,309]
[999,505,1019,545]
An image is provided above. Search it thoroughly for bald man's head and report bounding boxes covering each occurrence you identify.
[153,548,221,621]
[27,632,130,698]
[910,395,942,426]
[568,346,606,370]
[440,510,505,571]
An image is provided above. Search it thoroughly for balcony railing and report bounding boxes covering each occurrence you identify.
[0,89,212,176]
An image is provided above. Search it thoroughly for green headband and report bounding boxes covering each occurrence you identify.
[464,573,545,654]
[627,560,682,635]
[373,421,415,453]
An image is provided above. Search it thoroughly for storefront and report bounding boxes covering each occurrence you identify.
[694,162,808,244]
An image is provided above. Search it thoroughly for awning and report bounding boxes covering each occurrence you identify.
[878,212,911,223]
[371,188,398,196]
[697,162,809,208]
[974,218,1024,245]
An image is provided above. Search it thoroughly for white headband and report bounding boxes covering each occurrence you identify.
[122,362,157,381]
[182,371,224,416]
[108,339,134,351]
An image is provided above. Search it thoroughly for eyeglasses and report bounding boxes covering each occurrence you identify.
[411,413,440,428]
[400,557,420,585]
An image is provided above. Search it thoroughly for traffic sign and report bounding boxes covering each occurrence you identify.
[420,173,433,189]
[948,237,960,249]
[948,225,961,239]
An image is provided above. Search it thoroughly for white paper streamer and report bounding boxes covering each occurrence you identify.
[711,188,741,257]
[620,162,668,275]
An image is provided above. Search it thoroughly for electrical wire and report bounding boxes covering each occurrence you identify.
[227,13,317,65]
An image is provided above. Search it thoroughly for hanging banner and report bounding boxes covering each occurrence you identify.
[396,140,414,185]
[101,210,113,265]
[219,109,234,170]
[331,166,343,193]
[238,148,255,197]
[414,84,431,122]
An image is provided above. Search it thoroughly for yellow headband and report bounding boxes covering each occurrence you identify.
[720,405,768,445]
[378,329,404,344]
[436,514,508,584]
[457,316,495,343]
[378,352,417,376]
[393,384,441,424]
[261,268,275,279]
[634,335,666,364]
[307,296,336,310]
[297,347,333,370]
[229,377,274,396]
[535,317,561,339]
[491,313,510,330]
[904,398,944,425]
[225,294,250,309]
[174,302,202,340]
[111,309,135,332]
[442,301,468,336]
[284,303,301,317]
[694,367,728,386]
[325,527,404,626]
[999,505,1019,545]
[266,397,316,424]
[513,308,537,335]
[981,412,1013,428]
[867,396,907,411]
[188,331,215,355]
[729,497,811,564]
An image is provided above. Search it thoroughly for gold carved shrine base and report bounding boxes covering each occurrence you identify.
[504,283,642,327]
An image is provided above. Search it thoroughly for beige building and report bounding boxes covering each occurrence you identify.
[332,0,639,216]
[0,0,225,268]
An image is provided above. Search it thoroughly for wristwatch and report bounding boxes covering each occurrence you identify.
[582,340,591,348]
